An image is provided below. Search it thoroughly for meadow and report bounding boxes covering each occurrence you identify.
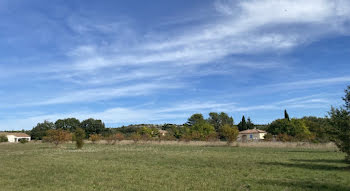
[0,142,349,191]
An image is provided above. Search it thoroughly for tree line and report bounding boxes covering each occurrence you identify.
[21,85,350,162]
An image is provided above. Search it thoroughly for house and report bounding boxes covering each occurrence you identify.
[159,130,168,136]
[0,133,31,143]
[237,128,267,142]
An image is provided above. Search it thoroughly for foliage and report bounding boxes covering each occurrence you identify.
[89,134,102,144]
[19,139,28,144]
[80,118,106,138]
[207,112,234,132]
[237,116,247,131]
[220,124,239,144]
[276,133,293,142]
[190,122,216,141]
[0,135,8,142]
[55,118,80,132]
[115,133,125,142]
[302,116,330,143]
[43,129,72,146]
[105,133,125,145]
[284,109,290,121]
[75,128,85,149]
[327,107,350,162]
[267,118,311,141]
[130,133,141,143]
[246,117,254,129]
[138,126,159,138]
[264,133,273,141]
[187,113,206,126]
[343,85,350,110]
[31,120,55,140]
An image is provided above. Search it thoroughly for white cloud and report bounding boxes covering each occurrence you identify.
[31,82,183,106]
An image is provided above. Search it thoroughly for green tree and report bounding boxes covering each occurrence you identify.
[208,112,234,131]
[246,117,254,129]
[302,116,330,142]
[187,113,205,126]
[327,86,350,162]
[343,85,350,110]
[190,122,216,140]
[0,135,8,142]
[267,118,311,141]
[75,128,85,149]
[220,124,239,144]
[290,119,311,140]
[80,118,106,137]
[55,118,80,132]
[237,116,247,131]
[31,120,55,140]
[284,109,290,121]
[328,107,350,162]
[267,119,291,135]
[208,112,220,130]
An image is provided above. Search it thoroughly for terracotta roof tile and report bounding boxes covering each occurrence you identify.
[239,129,266,134]
[0,133,30,137]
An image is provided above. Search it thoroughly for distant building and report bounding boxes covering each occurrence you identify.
[237,128,267,142]
[0,133,31,143]
[159,130,168,136]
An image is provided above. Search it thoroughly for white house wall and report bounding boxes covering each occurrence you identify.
[6,135,16,143]
[5,135,31,143]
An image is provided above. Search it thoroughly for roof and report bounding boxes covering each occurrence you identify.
[0,133,30,137]
[239,129,267,134]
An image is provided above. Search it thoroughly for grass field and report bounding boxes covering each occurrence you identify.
[0,142,349,191]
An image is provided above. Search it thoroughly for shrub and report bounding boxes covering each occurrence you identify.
[130,133,141,144]
[43,129,72,146]
[141,134,151,141]
[277,133,293,142]
[105,135,114,145]
[75,128,85,149]
[180,134,192,142]
[0,135,8,143]
[115,133,124,142]
[89,134,102,144]
[19,139,28,144]
[104,133,124,145]
[264,133,273,141]
[205,132,218,142]
[220,124,239,145]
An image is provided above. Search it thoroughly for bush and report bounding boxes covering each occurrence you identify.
[205,132,218,142]
[104,133,124,145]
[0,135,8,143]
[105,135,114,145]
[89,134,102,144]
[220,124,239,145]
[19,139,28,144]
[43,129,72,146]
[75,128,85,149]
[130,133,141,144]
[180,134,192,142]
[328,107,350,163]
[115,133,124,142]
[264,133,273,141]
[276,133,293,142]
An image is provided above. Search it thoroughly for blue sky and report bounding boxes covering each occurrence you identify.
[1,0,350,130]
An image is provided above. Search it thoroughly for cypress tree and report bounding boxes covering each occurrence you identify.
[284,109,290,121]
[238,115,247,131]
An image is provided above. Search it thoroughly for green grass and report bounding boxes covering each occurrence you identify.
[0,143,349,191]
